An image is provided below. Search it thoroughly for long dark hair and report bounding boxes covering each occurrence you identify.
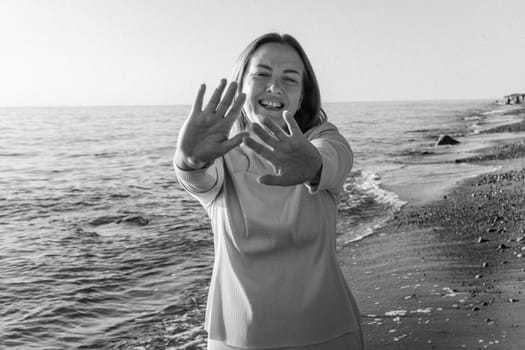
[230,33,327,133]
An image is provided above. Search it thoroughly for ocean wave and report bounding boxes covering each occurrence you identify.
[387,149,435,157]
[482,104,523,115]
[463,115,483,121]
[0,151,41,157]
[341,169,405,210]
[337,169,406,245]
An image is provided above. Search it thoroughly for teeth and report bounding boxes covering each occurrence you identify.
[260,100,283,108]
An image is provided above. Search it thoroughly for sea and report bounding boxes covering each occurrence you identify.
[0,100,515,349]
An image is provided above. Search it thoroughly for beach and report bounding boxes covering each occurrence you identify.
[340,107,525,349]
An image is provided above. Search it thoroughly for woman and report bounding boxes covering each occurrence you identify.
[174,33,363,349]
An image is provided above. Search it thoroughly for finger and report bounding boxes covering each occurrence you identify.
[204,79,227,113]
[283,111,302,136]
[219,132,248,154]
[215,82,237,117]
[243,137,276,162]
[261,117,289,140]
[252,123,279,148]
[258,174,289,186]
[224,93,246,123]
[190,84,205,116]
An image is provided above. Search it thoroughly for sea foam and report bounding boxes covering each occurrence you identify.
[336,168,406,245]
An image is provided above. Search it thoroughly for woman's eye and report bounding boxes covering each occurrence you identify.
[284,77,298,84]
[253,72,269,77]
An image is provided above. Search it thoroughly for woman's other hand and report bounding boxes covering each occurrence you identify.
[175,79,247,170]
[244,111,322,186]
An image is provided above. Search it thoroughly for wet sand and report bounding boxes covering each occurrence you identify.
[340,111,525,349]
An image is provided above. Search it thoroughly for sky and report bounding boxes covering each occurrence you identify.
[1,0,524,106]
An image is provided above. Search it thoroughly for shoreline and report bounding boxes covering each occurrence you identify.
[340,106,525,348]
[380,105,525,207]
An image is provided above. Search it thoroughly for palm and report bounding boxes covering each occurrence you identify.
[244,111,322,186]
[175,80,247,170]
[267,140,321,185]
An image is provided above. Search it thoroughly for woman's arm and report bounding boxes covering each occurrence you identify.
[306,123,353,195]
[174,157,225,208]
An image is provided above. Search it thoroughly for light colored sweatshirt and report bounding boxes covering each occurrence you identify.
[174,121,362,348]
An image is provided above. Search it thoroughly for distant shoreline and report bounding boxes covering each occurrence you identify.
[380,103,525,206]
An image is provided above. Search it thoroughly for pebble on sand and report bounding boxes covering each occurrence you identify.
[477,236,489,243]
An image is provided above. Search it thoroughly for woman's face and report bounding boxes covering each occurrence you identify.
[242,43,304,128]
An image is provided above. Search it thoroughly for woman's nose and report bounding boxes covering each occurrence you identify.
[266,81,283,94]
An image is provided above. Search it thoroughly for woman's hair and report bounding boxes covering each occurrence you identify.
[230,33,327,133]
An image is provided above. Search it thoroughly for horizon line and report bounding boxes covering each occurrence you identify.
[0,97,501,109]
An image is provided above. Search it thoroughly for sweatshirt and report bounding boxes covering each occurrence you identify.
[174,121,361,348]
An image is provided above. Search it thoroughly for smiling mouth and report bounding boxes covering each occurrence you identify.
[258,99,284,110]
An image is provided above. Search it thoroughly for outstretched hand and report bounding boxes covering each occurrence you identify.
[175,79,247,170]
[243,111,322,186]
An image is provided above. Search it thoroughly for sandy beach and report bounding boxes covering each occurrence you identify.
[340,108,525,349]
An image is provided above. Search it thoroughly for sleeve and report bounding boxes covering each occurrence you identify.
[304,122,353,195]
[173,156,225,208]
